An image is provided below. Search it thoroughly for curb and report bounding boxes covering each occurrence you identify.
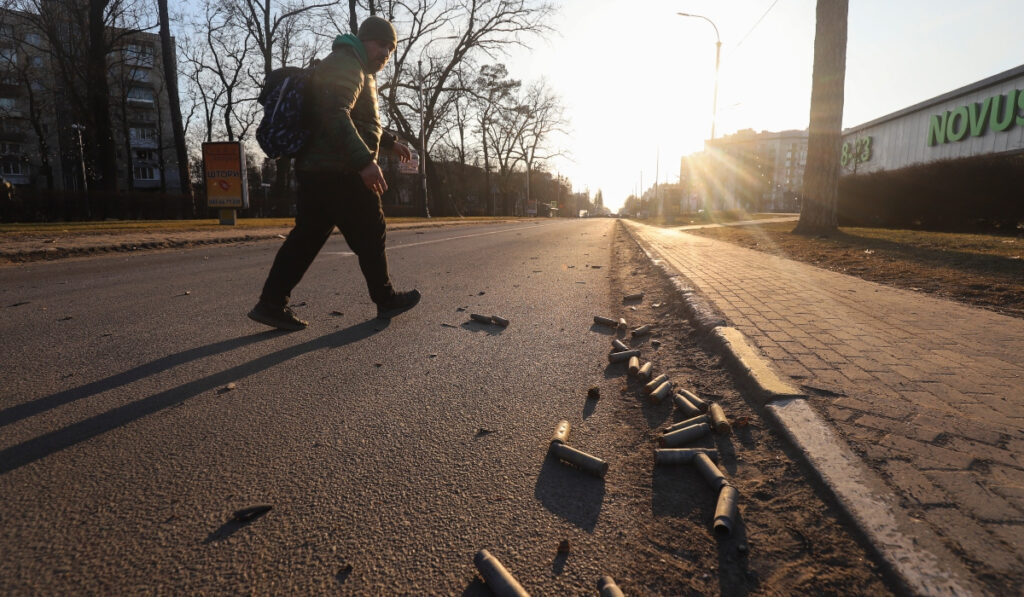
[620,220,977,597]
[0,219,527,264]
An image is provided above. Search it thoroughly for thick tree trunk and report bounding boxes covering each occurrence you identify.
[794,0,848,235]
[87,0,119,214]
[158,0,195,217]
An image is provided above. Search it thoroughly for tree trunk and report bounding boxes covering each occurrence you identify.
[87,0,119,213]
[158,0,195,217]
[794,0,848,235]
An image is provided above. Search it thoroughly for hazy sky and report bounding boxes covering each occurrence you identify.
[503,0,1023,210]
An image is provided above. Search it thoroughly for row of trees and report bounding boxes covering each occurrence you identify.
[0,0,187,192]
[177,0,568,216]
[0,0,569,219]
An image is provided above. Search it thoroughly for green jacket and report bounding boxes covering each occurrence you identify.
[295,35,393,173]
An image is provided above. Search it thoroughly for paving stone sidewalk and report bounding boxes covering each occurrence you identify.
[626,220,1024,595]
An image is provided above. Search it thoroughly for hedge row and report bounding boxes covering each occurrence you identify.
[838,154,1024,232]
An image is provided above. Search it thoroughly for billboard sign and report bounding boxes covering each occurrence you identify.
[203,142,249,209]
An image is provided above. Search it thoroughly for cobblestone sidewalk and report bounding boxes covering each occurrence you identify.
[626,220,1024,596]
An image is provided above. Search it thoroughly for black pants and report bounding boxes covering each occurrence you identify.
[259,170,394,306]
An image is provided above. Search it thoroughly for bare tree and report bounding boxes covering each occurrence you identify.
[368,0,554,215]
[158,0,193,214]
[514,79,566,213]
[471,63,518,215]
[794,0,848,235]
[0,12,55,189]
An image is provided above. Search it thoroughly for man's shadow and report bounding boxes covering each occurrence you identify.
[0,332,274,428]
[0,319,386,475]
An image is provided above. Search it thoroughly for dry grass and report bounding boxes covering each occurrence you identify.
[0,216,510,236]
[685,220,1024,318]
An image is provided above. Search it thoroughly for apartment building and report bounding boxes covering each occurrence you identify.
[0,8,182,198]
[699,128,807,212]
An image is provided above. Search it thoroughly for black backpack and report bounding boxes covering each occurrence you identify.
[256,66,314,159]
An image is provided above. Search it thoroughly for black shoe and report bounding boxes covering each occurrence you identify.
[376,289,421,319]
[248,300,308,331]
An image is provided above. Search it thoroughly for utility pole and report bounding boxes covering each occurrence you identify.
[71,123,90,218]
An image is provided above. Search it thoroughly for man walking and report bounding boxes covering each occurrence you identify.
[249,16,420,331]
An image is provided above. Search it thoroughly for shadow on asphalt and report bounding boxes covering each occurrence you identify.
[533,455,605,532]
[0,332,277,428]
[0,319,387,475]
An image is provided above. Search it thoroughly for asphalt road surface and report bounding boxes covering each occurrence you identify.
[0,218,654,594]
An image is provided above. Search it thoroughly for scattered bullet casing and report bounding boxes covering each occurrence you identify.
[694,452,728,490]
[644,374,668,393]
[551,420,571,445]
[611,338,629,352]
[714,485,739,535]
[631,324,652,337]
[660,422,711,447]
[491,315,510,327]
[654,448,718,465]
[672,392,702,417]
[470,313,493,323]
[598,575,626,597]
[550,441,609,478]
[664,413,709,434]
[637,361,653,381]
[617,318,627,331]
[594,315,618,327]
[474,549,531,597]
[608,349,640,363]
[677,388,708,412]
[628,356,640,376]
[650,380,673,402]
[623,292,644,302]
[709,403,732,435]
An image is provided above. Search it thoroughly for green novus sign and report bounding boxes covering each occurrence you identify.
[928,89,1024,145]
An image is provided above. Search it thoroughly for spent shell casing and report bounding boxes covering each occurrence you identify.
[677,388,709,412]
[654,448,719,465]
[611,338,629,352]
[664,413,710,434]
[608,349,640,363]
[491,315,510,327]
[623,292,644,302]
[473,549,531,597]
[597,575,625,597]
[631,324,652,337]
[551,420,571,445]
[714,485,739,536]
[617,318,627,331]
[660,422,711,447]
[644,374,669,393]
[594,315,618,327]
[637,361,653,381]
[709,403,732,435]
[650,380,673,402]
[470,313,493,324]
[550,441,609,478]
[672,392,702,417]
[628,356,640,376]
[694,452,728,490]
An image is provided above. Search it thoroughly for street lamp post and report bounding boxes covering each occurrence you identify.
[677,12,721,140]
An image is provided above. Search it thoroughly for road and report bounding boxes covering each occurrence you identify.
[1,219,643,594]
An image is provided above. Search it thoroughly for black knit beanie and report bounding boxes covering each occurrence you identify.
[358,16,397,45]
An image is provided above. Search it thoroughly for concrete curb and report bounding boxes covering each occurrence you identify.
[0,219,526,264]
[620,219,977,597]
